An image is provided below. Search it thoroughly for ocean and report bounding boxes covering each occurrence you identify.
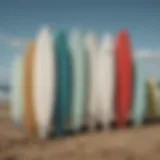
[0,85,10,102]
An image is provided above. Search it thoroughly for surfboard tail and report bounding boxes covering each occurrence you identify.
[116,107,128,127]
[38,125,50,139]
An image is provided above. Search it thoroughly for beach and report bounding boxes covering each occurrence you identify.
[1,102,160,160]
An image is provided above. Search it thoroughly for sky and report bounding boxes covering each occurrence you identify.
[1,0,160,99]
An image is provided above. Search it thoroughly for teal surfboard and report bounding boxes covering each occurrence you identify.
[10,56,24,128]
[54,30,72,136]
[68,29,87,131]
[132,58,146,126]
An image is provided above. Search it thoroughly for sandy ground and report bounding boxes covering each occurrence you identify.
[1,103,160,159]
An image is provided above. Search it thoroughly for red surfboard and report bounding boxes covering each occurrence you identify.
[115,30,133,127]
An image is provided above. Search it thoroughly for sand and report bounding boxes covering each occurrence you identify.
[1,102,160,160]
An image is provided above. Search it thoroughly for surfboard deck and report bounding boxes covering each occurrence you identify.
[54,31,72,136]
[132,58,146,126]
[115,30,133,127]
[24,42,36,136]
[146,78,159,119]
[84,33,98,130]
[97,35,115,129]
[157,84,160,114]
[10,56,24,129]
[33,27,56,139]
[68,29,86,132]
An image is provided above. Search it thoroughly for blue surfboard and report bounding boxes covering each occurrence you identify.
[54,30,72,136]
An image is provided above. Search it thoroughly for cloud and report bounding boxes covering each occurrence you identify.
[134,50,151,58]
[0,33,30,49]
[134,50,160,59]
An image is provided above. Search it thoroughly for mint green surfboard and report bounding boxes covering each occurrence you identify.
[10,56,24,128]
[68,29,87,131]
[132,58,146,126]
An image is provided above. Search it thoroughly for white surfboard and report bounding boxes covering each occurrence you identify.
[97,35,115,129]
[84,33,99,130]
[68,29,86,131]
[10,56,24,128]
[33,27,56,139]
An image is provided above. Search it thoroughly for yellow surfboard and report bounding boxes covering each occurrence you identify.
[24,42,36,136]
[146,78,159,119]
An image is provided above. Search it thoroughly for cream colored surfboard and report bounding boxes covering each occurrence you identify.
[24,42,36,136]
[84,33,99,130]
[97,35,115,128]
[33,27,56,139]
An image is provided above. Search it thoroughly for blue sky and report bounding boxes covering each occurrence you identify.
[0,0,160,89]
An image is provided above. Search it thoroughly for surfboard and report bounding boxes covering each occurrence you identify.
[156,83,160,114]
[97,35,115,129]
[24,42,36,136]
[68,29,86,131]
[33,27,56,139]
[132,57,146,126]
[146,78,159,119]
[10,56,24,129]
[54,31,72,136]
[115,30,133,127]
[84,33,98,130]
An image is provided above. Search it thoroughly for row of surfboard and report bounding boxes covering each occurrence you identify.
[10,26,155,139]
